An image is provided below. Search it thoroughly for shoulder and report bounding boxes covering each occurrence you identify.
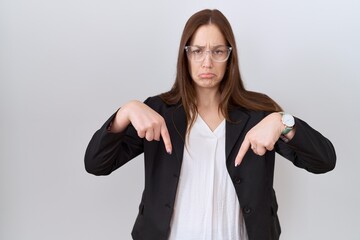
[144,95,163,106]
[144,95,181,112]
[229,105,269,121]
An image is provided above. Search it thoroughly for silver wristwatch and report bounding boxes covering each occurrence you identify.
[280,112,295,135]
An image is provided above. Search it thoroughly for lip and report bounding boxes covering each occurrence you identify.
[199,73,216,79]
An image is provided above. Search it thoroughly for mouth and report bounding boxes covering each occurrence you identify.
[199,73,216,79]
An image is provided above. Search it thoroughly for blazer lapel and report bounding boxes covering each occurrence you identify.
[226,108,250,159]
[165,104,186,165]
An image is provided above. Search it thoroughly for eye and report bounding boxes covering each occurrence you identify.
[213,48,226,55]
[191,48,203,55]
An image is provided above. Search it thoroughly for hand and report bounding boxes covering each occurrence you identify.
[112,100,173,154]
[234,113,284,166]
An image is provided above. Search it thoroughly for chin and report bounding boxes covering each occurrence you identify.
[196,80,221,89]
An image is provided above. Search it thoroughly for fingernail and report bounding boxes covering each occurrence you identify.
[167,150,172,155]
[235,162,239,167]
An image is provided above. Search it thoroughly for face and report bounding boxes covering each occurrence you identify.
[188,24,228,91]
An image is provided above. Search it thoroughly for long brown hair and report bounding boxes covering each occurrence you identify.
[160,9,282,131]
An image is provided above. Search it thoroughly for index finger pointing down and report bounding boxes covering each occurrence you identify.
[235,138,251,167]
[160,124,172,154]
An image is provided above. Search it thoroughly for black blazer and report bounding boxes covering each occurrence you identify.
[85,96,336,240]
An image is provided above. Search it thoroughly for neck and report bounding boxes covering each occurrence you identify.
[196,88,221,109]
[195,88,224,132]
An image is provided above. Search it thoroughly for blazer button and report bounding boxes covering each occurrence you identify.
[234,177,241,184]
[243,206,252,215]
[165,203,172,209]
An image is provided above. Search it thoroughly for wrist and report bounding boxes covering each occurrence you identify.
[110,106,131,133]
[279,112,295,134]
[278,112,295,141]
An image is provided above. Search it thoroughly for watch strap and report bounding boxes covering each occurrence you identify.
[281,126,292,135]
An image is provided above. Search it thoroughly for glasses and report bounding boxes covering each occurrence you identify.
[185,45,232,62]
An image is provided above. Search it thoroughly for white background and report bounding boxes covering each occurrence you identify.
[1,0,359,239]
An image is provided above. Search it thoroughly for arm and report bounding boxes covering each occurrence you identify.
[84,111,144,176]
[84,99,173,176]
[235,112,336,173]
[275,118,336,173]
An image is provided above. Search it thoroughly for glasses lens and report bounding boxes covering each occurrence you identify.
[185,46,202,61]
[212,46,230,62]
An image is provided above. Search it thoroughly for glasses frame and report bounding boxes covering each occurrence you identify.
[184,45,232,63]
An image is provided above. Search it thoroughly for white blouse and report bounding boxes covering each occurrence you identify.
[169,115,248,240]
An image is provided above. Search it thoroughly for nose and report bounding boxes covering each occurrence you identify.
[202,51,213,68]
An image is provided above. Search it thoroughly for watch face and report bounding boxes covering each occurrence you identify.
[282,114,295,127]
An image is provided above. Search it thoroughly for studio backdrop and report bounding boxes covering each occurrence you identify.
[1,0,359,239]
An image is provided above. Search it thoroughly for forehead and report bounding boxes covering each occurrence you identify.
[190,24,226,46]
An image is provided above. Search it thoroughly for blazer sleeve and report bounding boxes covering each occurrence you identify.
[275,117,336,174]
[84,111,144,176]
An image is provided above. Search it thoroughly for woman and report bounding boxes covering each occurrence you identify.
[85,9,336,240]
